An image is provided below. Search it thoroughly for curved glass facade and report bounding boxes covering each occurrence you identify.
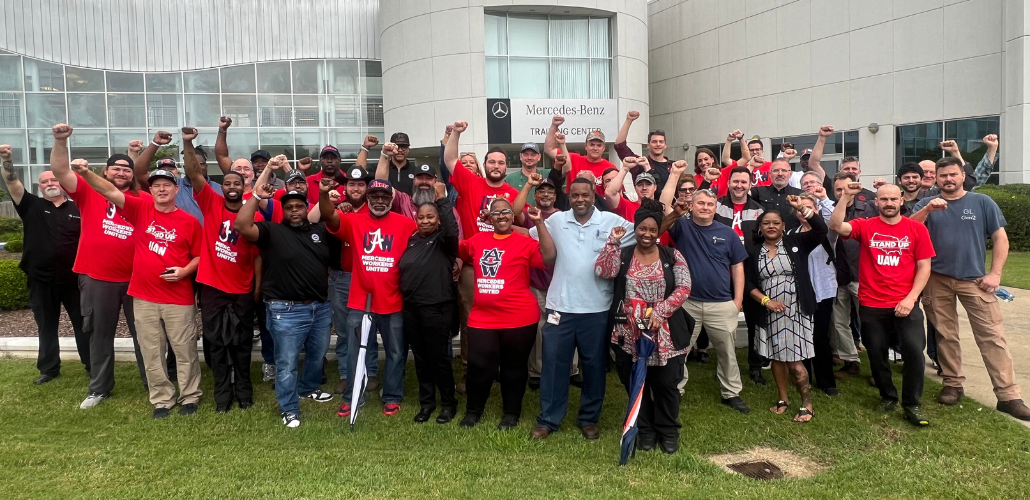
[0,53,383,190]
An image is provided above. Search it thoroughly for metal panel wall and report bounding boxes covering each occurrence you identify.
[0,0,380,70]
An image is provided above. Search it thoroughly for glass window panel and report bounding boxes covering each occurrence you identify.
[844,130,859,158]
[486,57,508,98]
[259,130,294,160]
[589,18,610,58]
[221,64,256,93]
[549,17,589,58]
[183,128,220,161]
[945,116,1000,177]
[69,130,109,163]
[485,14,507,56]
[895,121,944,167]
[143,128,181,159]
[508,58,549,98]
[67,93,107,127]
[507,16,549,56]
[327,60,359,94]
[258,95,293,127]
[329,96,360,127]
[362,60,382,95]
[293,95,324,127]
[257,62,291,93]
[551,59,589,99]
[109,129,149,156]
[0,130,27,163]
[146,73,183,92]
[65,67,105,92]
[107,94,146,127]
[292,60,324,94]
[224,128,258,162]
[146,94,183,128]
[295,128,328,160]
[185,94,221,127]
[327,130,363,160]
[363,97,383,128]
[184,69,220,93]
[28,128,56,164]
[589,59,610,99]
[23,59,64,91]
[106,72,144,92]
[0,56,23,91]
[25,93,66,127]
[0,93,23,128]
[222,95,258,127]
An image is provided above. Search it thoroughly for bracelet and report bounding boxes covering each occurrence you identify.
[150,141,160,148]
[761,296,771,306]
[252,193,262,202]
[361,146,369,152]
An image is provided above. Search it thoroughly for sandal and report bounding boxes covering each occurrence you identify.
[794,406,814,423]
[770,400,789,415]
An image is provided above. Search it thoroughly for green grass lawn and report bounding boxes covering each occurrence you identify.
[993,251,1030,290]
[1,353,1028,499]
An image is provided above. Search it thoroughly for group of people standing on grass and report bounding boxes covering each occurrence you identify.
[2,110,1027,454]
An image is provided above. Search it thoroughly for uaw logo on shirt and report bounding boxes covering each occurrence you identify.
[752,170,767,185]
[869,233,910,267]
[145,222,177,257]
[106,201,117,219]
[218,220,240,245]
[363,229,394,253]
[480,248,504,278]
[101,201,134,240]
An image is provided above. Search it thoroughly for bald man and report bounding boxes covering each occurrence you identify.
[1,145,87,385]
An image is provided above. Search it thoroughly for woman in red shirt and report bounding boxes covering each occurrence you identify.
[457,198,555,430]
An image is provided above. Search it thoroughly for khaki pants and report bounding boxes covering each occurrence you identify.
[527,287,578,378]
[679,299,742,399]
[831,282,861,362]
[923,272,1020,400]
[133,298,202,408]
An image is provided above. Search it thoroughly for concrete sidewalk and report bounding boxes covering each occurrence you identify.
[923,287,1030,429]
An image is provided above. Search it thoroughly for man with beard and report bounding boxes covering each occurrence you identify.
[614,111,672,193]
[73,160,203,419]
[134,130,223,223]
[504,143,551,207]
[1,145,86,385]
[236,171,334,428]
[49,124,159,409]
[838,157,876,203]
[380,132,418,195]
[545,115,614,197]
[325,179,417,418]
[182,127,256,413]
[376,146,451,219]
[751,158,804,232]
[304,145,344,205]
[911,158,1030,421]
[896,162,924,214]
[831,183,934,426]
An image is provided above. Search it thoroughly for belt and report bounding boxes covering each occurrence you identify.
[267,299,318,305]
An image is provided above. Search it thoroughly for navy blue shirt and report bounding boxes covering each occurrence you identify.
[669,217,748,302]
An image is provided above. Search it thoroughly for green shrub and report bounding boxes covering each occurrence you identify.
[4,238,22,252]
[0,260,27,310]
[0,216,22,234]
[978,185,1030,251]
[0,231,21,242]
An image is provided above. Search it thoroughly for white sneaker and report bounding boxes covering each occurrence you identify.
[281,412,301,428]
[302,389,333,402]
[262,363,276,382]
[79,392,107,409]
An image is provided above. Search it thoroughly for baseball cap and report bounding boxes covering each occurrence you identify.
[414,164,437,178]
[320,145,341,158]
[251,149,271,161]
[800,148,813,158]
[106,153,133,167]
[285,170,306,184]
[390,132,411,146]
[344,166,372,181]
[747,135,763,146]
[634,172,656,185]
[367,179,393,194]
[521,142,541,154]
[280,190,307,204]
[538,177,557,190]
[585,130,606,143]
[156,158,177,170]
[148,169,176,184]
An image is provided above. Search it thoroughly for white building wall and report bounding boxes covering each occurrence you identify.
[648,0,1013,184]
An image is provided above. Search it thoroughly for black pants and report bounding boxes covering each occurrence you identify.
[81,276,146,394]
[746,315,764,371]
[860,305,926,407]
[403,301,457,412]
[925,319,939,364]
[614,347,684,440]
[804,298,837,391]
[466,324,536,417]
[29,278,88,377]
[199,284,255,408]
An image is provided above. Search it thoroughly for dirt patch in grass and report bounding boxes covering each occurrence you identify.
[708,446,827,479]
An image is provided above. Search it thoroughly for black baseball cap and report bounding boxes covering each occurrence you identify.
[415,164,437,178]
[390,132,410,146]
[285,170,306,184]
[106,153,133,167]
[343,166,373,181]
[280,190,307,204]
[538,177,557,190]
[251,149,271,161]
[367,179,393,194]
[156,158,177,170]
[148,169,176,184]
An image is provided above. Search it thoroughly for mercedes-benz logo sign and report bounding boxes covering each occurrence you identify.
[491,101,509,119]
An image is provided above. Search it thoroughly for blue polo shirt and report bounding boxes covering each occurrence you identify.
[529,208,635,313]
[668,217,748,302]
[175,175,223,224]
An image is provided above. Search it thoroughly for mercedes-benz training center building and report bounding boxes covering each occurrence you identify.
[0,0,1024,192]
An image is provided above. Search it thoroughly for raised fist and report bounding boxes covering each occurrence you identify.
[704,167,721,181]
[844,182,863,196]
[554,153,567,170]
[554,132,567,143]
[818,125,834,137]
[786,194,802,211]
[297,157,312,171]
[328,190,342,204]
[445,124,454,135]
[181,127,198,141]
[782,148,797,160]
[622,156,639,169]
[363,135,379,148]
[219,116,232,131]
[270,155,288,170]
[983,134,999,148]
[128,140,144,154]
[751,155,765,166]
[527,172,543,186]
[257,183,275,198]
[926,198,948,212]
[382,143,397,156]
[70,158,90,173]
[526,206,543,223]
[728,130,742,142]
[872,178,887,189]
[812,185,827,199]
[434,182,448,200]
[0,144,10,159]
[552,115,565,127]
[52,123,73,140]
[940,140,958,153]
[609,226,627,242]
[671,160,688,176]
[452,121,468,133]
[626,111,640,121]
[319,176,334,193]
[153,131,173,145]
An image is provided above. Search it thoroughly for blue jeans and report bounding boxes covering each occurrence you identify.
[266,300,332,416]
[255,300,274,365]
[537,311,609,430]
[329,270,378,379]
[343,310,405,405]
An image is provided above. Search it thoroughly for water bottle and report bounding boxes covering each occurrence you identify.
[996,287,1015,302]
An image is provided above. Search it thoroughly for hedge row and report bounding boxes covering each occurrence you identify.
[978,184,1030,251]
[0,260,27,310]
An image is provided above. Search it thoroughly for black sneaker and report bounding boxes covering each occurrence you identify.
[721,396,751,414]
[875,399,898,413]
[659,436,679,454]
[749,370,766,386]
[436,406,457,424]
[528,377,541,391]
[497,414,519,430]
[152,407,171,419]
[414,408,434,423]
[636,434,656,451]
[459,413,481,429]
[34,374,58,385]
[904,405,929,426]
[216,404,231,413]
[301,390,334,403]
[698,351,710,364]
[179,403,198,416]
[281,412,301,428]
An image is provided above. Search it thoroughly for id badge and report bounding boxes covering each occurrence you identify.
[547,311,561,325]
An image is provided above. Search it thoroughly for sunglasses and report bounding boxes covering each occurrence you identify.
[489,209,513,217]
[678,187,696,194]
[395,145,410,150]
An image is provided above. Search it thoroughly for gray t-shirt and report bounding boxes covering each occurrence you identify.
[913,192,1005,280]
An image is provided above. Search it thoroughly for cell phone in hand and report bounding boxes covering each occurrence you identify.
[161,269,175,275]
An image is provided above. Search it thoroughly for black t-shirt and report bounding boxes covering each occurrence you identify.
[14,193,80,284]
[255,221,331,302]
[387,160,418,196]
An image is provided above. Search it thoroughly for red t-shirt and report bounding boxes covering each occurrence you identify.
[194,184,256,294]
[305,172,345,205]
[121,197,203,306]
[67,174,153,282]
[846,216,936,308]
[458,232,544,329]
[613,196,640,222]
[712,162,772,197]
[449,159,521,238]
[328,210,416,314]
[338,203,369,273]
[730,202,746,243]
[567,152,615,196]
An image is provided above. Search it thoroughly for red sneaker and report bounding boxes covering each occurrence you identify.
[383,403,400,416]
[337,403,351,417]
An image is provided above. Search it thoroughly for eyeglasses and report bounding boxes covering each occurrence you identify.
[748,148,763,154]
[489,209,513,217]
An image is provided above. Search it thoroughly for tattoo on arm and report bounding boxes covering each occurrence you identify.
[2,160,16,182]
